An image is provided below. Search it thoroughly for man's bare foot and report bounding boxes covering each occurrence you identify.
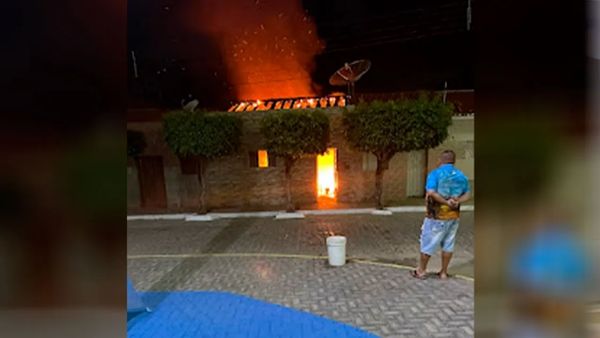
[437,272,450,279]
[411,269,427,280]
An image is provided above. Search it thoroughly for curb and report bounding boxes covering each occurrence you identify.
[127,205,474,221]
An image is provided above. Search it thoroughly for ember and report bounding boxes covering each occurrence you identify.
[186,0,324,100]
[228,95,348,112]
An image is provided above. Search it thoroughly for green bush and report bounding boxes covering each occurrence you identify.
[260,109,329,160]
[163,110,242,213]
[163,111,242,159]
[260,109,330,211]
[343,94,454,208]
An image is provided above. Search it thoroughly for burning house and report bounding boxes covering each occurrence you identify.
[126,0,474,212]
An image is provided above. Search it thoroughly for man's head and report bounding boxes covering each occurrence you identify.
[439,150,456,165]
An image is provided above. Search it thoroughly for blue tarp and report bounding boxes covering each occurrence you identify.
[127,278,148,313]
[127,291,377,338]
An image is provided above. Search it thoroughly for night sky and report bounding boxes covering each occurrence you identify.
[128,0,473,109]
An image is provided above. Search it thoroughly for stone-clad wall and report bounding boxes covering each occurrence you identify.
[127,110,473,212]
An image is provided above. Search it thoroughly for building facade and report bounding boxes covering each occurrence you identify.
[127,107,474,213]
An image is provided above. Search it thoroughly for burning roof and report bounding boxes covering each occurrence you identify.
[228,95,349,112]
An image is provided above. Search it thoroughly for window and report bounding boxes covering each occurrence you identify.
[268,152,277,167]
[249,150,276,168]
[248,151,258,167]
[362,153,377,171]
[258,150,269,168]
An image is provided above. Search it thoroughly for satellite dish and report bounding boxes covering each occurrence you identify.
[329,59,371,98]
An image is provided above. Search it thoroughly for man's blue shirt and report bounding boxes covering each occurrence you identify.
[425,163,470,198]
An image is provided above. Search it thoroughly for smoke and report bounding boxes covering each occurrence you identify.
[183,0,324,100]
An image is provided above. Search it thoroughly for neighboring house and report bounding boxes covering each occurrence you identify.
[127,90,474,212]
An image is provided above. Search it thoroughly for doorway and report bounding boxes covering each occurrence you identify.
[137,156,168,209]
[316,148,338,199]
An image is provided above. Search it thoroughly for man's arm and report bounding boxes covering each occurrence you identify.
[447,191,471,208]
[426,190,452,206]
[455,191,471,204]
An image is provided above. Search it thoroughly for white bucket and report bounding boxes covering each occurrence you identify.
[326,236,347,266]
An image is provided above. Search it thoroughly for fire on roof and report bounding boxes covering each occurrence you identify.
[228,95,349,112]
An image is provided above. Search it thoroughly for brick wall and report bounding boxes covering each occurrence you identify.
[127,111,473,212]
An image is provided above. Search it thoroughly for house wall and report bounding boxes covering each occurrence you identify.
[427,116,475,193]
[127,110,474,212]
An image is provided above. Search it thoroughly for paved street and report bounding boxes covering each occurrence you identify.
[128,212,474,337]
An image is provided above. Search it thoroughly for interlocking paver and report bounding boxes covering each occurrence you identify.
[128,212,473,275]
[128,212,474,337]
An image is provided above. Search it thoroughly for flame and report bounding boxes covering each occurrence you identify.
[186,0,324,101]
[319,97,328,108]
[317,148,337,198]
[229,95,349,112]
[235,102,247,112]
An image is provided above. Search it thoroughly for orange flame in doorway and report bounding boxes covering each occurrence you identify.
[317,148,337,198]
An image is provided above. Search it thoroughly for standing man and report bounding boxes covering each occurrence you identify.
[411,150,470,279]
